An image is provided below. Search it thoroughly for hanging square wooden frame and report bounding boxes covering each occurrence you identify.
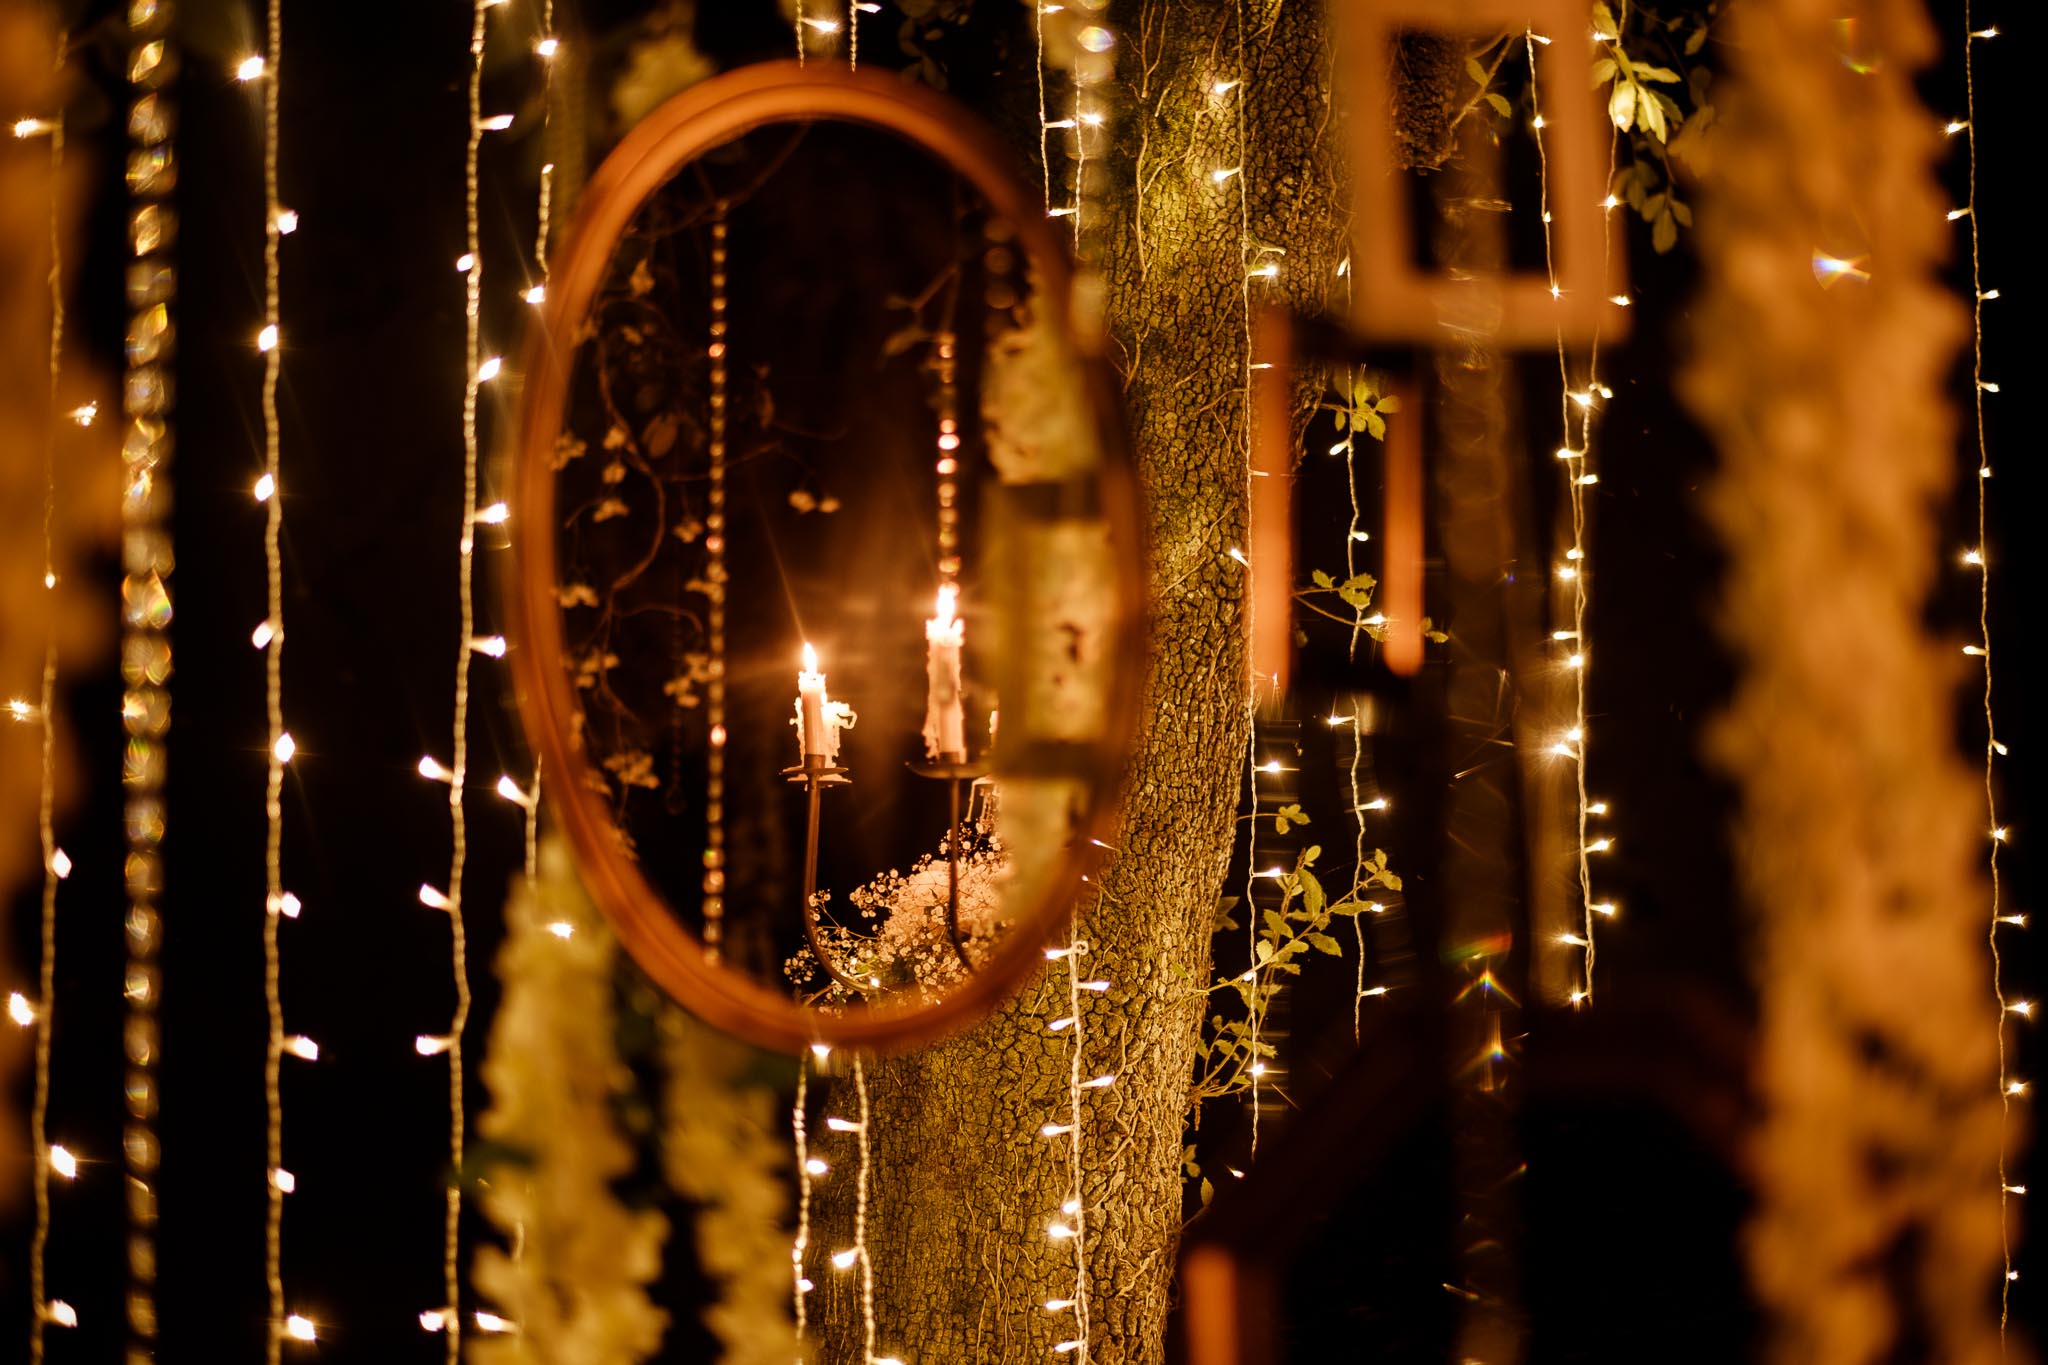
[1338,0,1627,345]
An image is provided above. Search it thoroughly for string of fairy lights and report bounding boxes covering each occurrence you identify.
[410,0,522,1348]
[13,36,70,1355]
[1031,9,1117,1357]
[1526,28,1621,1007]
[118,3,182,1352]
[1954,4,2023,1331]
[1220,0,1277,1157]
[237,0,320,1351]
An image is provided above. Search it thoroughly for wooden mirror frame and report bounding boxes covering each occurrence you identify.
[505,61,1145,1055]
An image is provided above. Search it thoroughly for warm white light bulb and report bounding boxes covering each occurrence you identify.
[810,1042,832,1060]
[474,1311,513,1333]
[273,1167,296,1192]
[474,501,510,525]
[415,1034,453,1056]
[419,884,453,911]
[832,1249,859,1270]
[470,635,507,657]
[273,732,297,763]
[455,253,476,272]
[257,324,279,352]
[824,1116,862,1133]
[50,1145,77,1178]
[419,1310,448,1332]
[285,1315,316,1342]
[254,471,277,501]
[252,620,276,649]
[69,402,97,426]
[236,54,267,81]
[8,992,35,1026]
[495,774,528,804]
[805,1158,830,1175]
[476,356,503,382]
[51,848,72,879]
[47,1300,77,1328]
[536,37,560,57]
[279,892,302,919]
[419,755,454,782]
[283,1035,318,1060]
[546,920,574,939]
[479,114,515,131]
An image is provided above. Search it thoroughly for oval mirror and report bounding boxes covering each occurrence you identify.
[506,63,1144,1054]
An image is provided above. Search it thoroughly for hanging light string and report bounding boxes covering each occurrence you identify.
[531,0,557,307]
[1027,14,1114,1357]
[1957,5,2017,1331]
[412,0,501,1352]
[702,209,729,958]
[1052,928,1100,1361]
[249,0,311,1352]
[790,1054,814,1343]
[1224,0,1271,1156]
[856,1060,876,1365]
[1034,3,1050,210]
[1526,30,1620,1006]
[23,56,67,1363]
[115,2,181,1348]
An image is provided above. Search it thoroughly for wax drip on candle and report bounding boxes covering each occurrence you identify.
[923,585,967,760]
[795,643,855,761]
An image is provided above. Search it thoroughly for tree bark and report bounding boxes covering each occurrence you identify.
[812,5,1364,1361]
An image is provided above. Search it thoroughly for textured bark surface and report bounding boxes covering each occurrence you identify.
[809,4,1350,1363]
[1682,1,2007,1361]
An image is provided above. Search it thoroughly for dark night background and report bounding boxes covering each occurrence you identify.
[4,0,2041,1360]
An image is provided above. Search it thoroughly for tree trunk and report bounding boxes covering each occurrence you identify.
[813,5,1352,1361]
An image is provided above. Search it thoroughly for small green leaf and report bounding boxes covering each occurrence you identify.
[1465,56,1488,86]
[1684,24,1707,56]
[1312,568,1335,590]
[1307,932,1343,956]
[1200,1177,1215,1207]
[1609,80,1637,132]
[1652,209,1678,253]
[1485,92,1512,120]
[1590,56,1618,88]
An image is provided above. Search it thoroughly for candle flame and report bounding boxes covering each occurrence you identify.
[802,641,819,674]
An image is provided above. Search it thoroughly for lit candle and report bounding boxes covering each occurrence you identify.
[924,585,966,760]
[797,642,830,759]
